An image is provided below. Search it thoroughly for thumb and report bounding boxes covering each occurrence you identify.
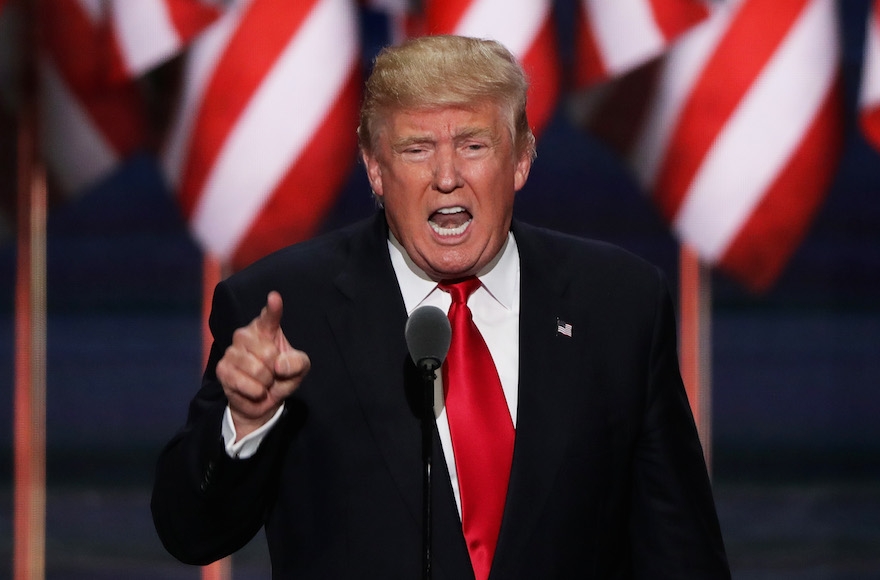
[274,349,310,380]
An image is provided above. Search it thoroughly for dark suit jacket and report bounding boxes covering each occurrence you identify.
[152,212,730,579]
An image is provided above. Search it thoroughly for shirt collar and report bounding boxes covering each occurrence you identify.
[388,231,520,314]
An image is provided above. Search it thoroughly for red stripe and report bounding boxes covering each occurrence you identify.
[574,3,610,87]
[861,107,880,151]
[230,65,362,270]
[41,0,145,156]
[166,0,222,41]
[649,0,709,41]
[719,76,842,292]
[652,0,809,222]
[424,0,472,34]
[178,0,317,219]
[519,16,560,136]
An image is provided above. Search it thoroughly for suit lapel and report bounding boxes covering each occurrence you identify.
[326,214,422,514]
[493,223,603,574]
[325,214,472,580]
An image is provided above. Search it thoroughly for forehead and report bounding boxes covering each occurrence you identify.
[379,102,507,139]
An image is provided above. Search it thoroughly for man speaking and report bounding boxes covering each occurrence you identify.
[152,35,730,579]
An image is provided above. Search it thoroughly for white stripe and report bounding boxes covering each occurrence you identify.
[162,0,251,187]
[40,60,118,194]
[674,0,838,261]
[583,0,665,75]
[630,0,736,189]
[190,0,358,259]
[859,5,880,110]
[454,0,550,57]
[110,0,181,76]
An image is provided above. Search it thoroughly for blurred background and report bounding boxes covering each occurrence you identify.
[1,0,878,578]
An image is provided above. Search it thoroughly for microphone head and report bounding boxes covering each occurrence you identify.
[405,305,451,371]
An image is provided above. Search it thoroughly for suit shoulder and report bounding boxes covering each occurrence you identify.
[514,221,663,286]
[223,217,374,290]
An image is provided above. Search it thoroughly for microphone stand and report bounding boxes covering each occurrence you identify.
[418,358,440,580]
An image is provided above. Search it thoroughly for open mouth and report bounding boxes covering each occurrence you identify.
[429,206,472,237]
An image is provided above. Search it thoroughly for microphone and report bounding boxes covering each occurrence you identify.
[405,305,451,372]
[405,305,450,580]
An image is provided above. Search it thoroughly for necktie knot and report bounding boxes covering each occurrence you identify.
[439,277,481,305]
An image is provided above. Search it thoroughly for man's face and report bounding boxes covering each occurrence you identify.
[363,102,532,281]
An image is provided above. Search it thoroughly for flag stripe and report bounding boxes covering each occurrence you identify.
[166,0,221,40]
[424,0,560,136]
[575,0,709,87]
[162,2,245,189]
[518,15,561,133]
[649,0,709,39]
[719,79,842,290]
[108,0,220,81]
[627,0,842,291]
[176,0,316,219]
[650,0,811,224]
[424,0,471,34]
[110,1,181,76]
[231,67,361,269]
[38,0,146,192]
[584,0,666,77]
[455,0,549,57]
[671,0,838,262]
[189,0,359,260]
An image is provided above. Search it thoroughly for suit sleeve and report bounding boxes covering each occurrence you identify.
[629,274,731,579]
[150,280,299,566]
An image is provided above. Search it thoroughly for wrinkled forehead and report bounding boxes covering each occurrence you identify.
[371,101,513,146]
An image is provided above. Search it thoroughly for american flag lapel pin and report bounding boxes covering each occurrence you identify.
[556,318,573,337]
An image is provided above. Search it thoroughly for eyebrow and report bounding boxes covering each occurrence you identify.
[391,127,498,150]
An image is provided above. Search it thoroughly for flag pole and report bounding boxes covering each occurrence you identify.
[679,245,713,471]
[200,253,233,580]
[13,0,48,577]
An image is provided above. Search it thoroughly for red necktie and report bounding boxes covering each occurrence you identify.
[440,277,514,580]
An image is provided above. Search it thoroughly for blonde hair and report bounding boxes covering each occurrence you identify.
[358,35,536,160]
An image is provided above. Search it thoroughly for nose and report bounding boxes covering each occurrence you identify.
[432,145,463,193]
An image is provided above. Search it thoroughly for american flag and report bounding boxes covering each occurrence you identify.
[556,319,573,337]
[584,0,843,292]
[162,0,362,271]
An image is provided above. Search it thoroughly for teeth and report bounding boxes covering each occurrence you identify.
[436,206,466,214]
[430,219,471,236]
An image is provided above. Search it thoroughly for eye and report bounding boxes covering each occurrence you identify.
[461,141,489,157]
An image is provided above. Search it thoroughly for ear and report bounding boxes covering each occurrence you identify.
[362,149,384,199]
[513,150,532,192]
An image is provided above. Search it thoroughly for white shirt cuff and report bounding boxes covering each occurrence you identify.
[221,404,286,459]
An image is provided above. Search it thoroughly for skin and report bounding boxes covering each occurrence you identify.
[217,101,532,438]
[363,101,532,281]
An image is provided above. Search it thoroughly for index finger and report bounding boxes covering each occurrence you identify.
[254,291,284,336]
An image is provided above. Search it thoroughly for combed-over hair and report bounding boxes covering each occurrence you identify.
[358,35,536,161]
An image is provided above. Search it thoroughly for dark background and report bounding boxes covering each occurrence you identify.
[1,0,878,577]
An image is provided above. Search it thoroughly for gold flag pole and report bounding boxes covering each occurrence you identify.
[13,0,48,577]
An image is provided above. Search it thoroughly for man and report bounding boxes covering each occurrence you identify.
[152,35,730,579]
